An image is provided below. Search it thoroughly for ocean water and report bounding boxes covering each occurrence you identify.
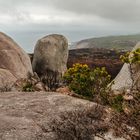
[5,30,121,53]
[5,29,106,53]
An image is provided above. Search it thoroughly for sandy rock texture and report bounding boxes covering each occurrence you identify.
[0,92,126,140]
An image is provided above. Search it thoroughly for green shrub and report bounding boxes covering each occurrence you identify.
[90,67,111,104]
[63,63,111,102]
[109,94,124,112]
[120,48,140,64]
[63,63,91,97]
[22,81,34,92]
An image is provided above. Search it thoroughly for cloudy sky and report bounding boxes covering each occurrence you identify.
[1,0,140,52]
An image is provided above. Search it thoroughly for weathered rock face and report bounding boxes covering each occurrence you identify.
[0,32,33,89]
[32,34,68,88]
[0,92,126,140]
[111,42,140,92]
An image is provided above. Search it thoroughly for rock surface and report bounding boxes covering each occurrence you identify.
[0,32,33,89]
[32,34,68,88]
[111,42,140,91]
[0,92,125,140]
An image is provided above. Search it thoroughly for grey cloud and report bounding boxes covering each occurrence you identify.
[0,0,140,30]
[0,0,140,53]
[0,0,140,24]
[1,0,140,21]
[48,0,140,22]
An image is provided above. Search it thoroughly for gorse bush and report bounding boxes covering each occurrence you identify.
[90,67,111,104]
[63,63,91,97]
[63,63,111,102]
[120,48,140,64]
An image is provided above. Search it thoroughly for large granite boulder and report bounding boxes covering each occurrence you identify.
[111,42,140,92]
[0,92,127,140]
[32,34,68,88]
[0,32,33,90]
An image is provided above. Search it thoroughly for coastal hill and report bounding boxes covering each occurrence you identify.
[69,34,140,50]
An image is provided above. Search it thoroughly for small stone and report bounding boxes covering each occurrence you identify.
[45,85,49,91]
[123,95,133,100]
[56,86,71,94]
[34,82,45,91]
[126,89,131,94]
[123,107,131,114]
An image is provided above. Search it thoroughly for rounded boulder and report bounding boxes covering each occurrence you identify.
[0,32,33,90]
[32,34,68,89]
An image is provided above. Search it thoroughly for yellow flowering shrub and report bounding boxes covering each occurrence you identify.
[63,63,111,102]
[120,48,140,64]
[63,63,91,97]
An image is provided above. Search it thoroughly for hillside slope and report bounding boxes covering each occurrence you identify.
[68,48,125,79]
[70,34,140,50]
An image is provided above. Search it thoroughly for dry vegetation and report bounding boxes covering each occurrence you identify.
[50,105,109,140]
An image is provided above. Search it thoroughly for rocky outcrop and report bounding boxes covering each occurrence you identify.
[111,42,140,92]
[32,34,68,88]
[0,92,127,140]
[0,32,33,90]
